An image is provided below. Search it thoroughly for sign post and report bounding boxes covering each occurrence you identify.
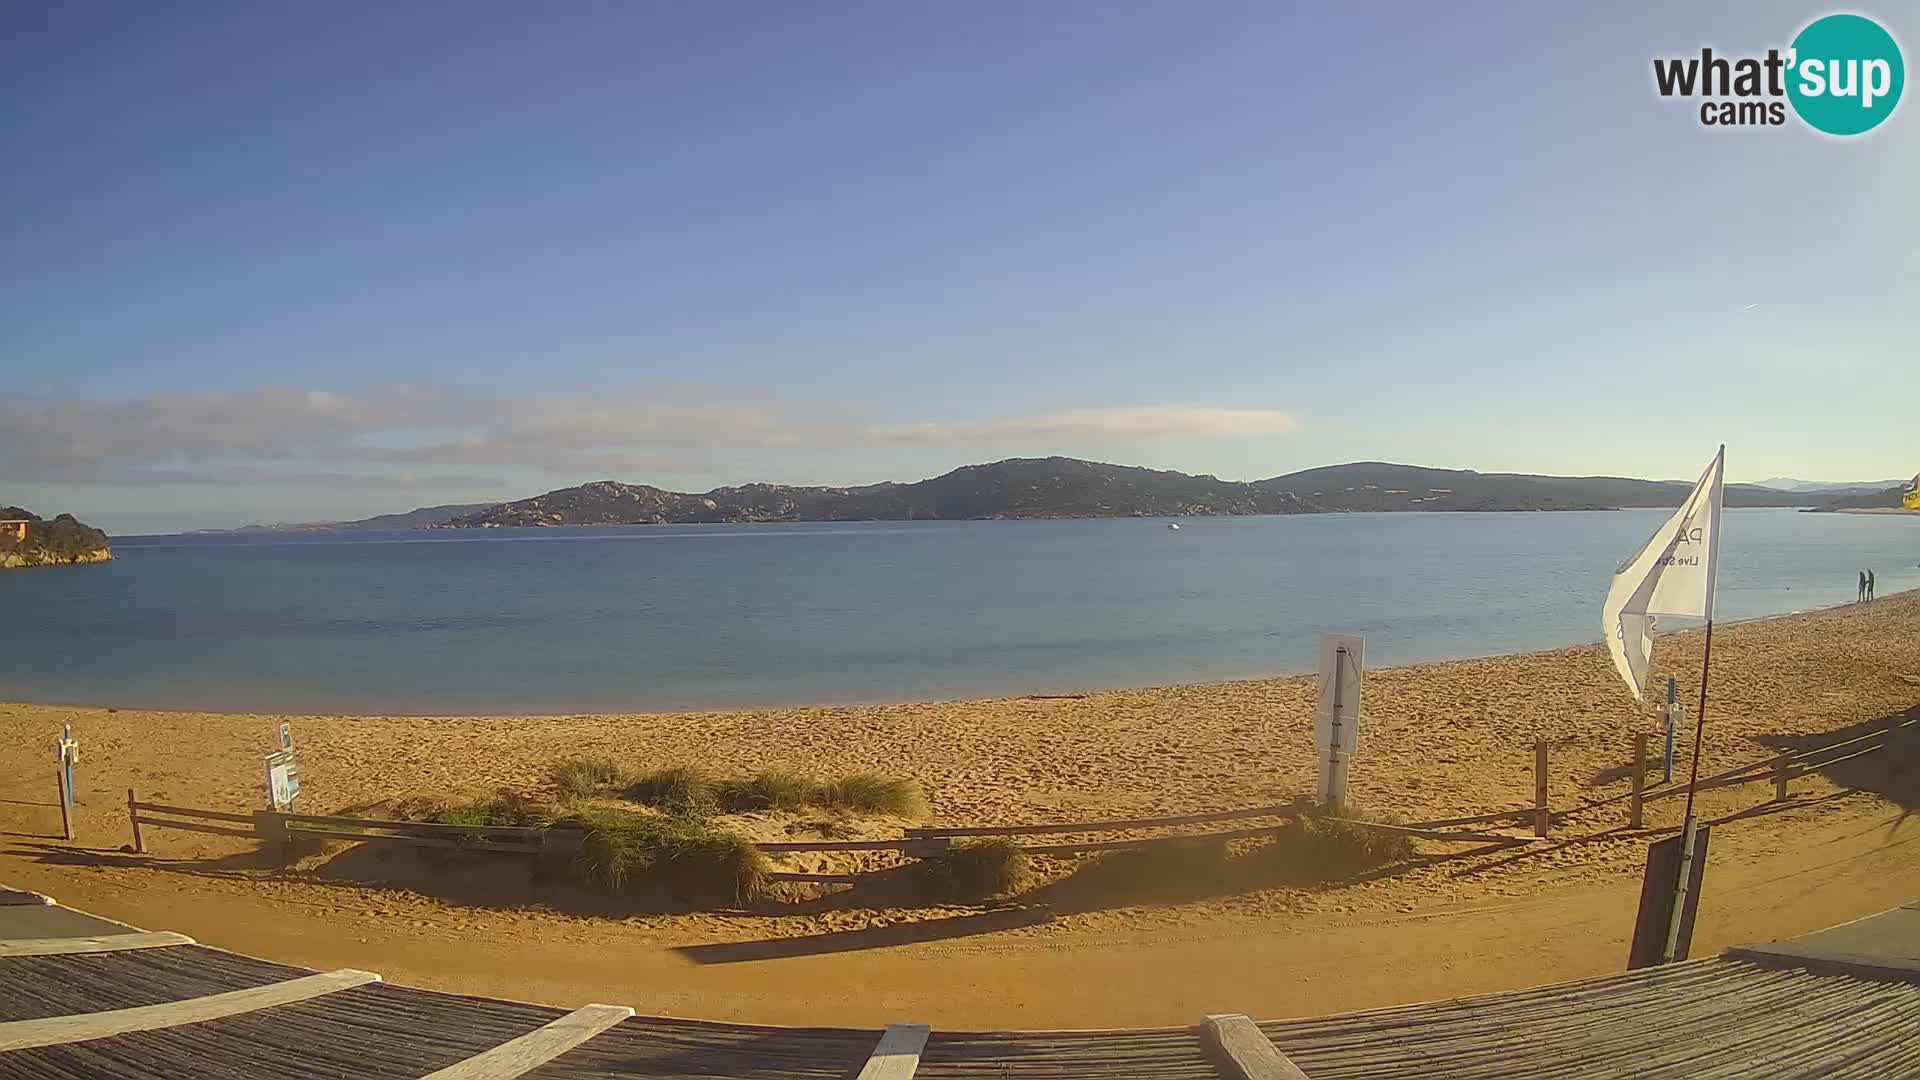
[55,725,79,842]
[1314,634,1366,811]
[265,721,300,811]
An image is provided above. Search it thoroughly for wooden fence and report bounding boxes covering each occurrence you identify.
[126,794,585,862]
[1561,712,1920,830]
[125,715,1911,881]
[124,790,1530,885]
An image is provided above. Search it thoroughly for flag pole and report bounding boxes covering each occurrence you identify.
[1662,445,1723,963]
[1661,618,1710,962]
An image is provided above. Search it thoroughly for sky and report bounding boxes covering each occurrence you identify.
[3,2,1915,533]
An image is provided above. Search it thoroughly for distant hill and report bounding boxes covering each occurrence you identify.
[1249,462,1806,512]
[192,503,493,534]
[1753,477,1904,493]
[0,506,113,569]
[437,457,1827,529]
[1807,485,1910,512]
[443,459,1313,526]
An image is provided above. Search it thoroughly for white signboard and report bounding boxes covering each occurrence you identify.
[1314,633,1366,756]
[266,749,301,810]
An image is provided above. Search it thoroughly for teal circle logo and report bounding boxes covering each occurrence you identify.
[1787,14,1904,135]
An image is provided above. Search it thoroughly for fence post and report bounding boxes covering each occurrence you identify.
[127,788,144,853]
[255,810,291,868]
[1630,733,1647,829]
[1773,755,1790,803]
[1534,740,1550,838]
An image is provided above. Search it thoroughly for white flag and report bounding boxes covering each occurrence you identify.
[1602,446,1725,699]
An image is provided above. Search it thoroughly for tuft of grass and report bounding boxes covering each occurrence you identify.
[816,773,928,818]
[424,790,542,829]
[712,769,821,812]
[545,802,770,905]
[1255,804,1416,879]
[914,839,1032,903]
[623,766,717,815]
[628,766,928,819]
[550,756,629,798]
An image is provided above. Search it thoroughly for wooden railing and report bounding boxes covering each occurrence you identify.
[126,794,585,860]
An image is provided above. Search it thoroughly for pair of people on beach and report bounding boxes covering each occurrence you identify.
[1857,570,1876,602]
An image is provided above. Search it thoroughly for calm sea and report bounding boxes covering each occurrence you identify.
[2,509,1915,715]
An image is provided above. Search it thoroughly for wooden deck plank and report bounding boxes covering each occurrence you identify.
[0,932,194,958]
[1202,1014,1311,1080]
[854,1022,930,1080]
[420,1003,633,1080]
[0,968,380,1051]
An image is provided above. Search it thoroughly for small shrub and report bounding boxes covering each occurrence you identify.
[818,773,928,818]
[549,803,770,905]
[915,839,1031,903]
[550,757,628,798]
[624,766,716,815]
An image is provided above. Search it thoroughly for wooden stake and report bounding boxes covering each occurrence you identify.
[1630,733,1647,830]
[1773,755,1790,803]
[127,788,144,854]
[1533,740,1550,838]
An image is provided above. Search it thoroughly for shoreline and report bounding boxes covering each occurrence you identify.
[3,589,1916,1025]
[2,589,1893,719]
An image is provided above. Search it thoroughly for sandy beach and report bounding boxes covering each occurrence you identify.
[2,590,1917,1026]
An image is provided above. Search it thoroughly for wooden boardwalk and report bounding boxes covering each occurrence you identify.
[3,884,1917,1078]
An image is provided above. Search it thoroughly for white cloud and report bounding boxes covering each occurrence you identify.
[0,387,1297,487]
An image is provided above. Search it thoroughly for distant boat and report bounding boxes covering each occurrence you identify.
[1167,522,1181,530]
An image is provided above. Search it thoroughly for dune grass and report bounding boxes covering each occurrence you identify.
[549,756,631,798]
[423,790,543,828]
[623,765,717,815]
[914,839,1032,903]
[1254,803,1416,878]
[815,773,929,817]
[542,800,770,905]
[622,766,927,818]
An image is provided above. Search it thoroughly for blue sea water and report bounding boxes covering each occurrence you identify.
[1,509,1915,715]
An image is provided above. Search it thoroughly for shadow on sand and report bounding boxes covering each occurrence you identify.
[1754,706,1919,817]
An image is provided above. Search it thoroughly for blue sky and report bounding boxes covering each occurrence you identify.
[3,1,1915,532]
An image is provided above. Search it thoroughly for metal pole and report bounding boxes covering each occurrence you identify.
[57,767,72,841]
[1630,732,1647,829]
[1327,647,1347,811]
[1663,619,1716,963]
[1534,740,1550,837]
[1663,676,1677,785]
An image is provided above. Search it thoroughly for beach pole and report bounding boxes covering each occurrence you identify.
[1662,618,1715,964]
[127,788,144,854]
[1326,647,1349,812]
[1533,741,1549,838]
[1663,677,1677,785]
[1630,733,1647,829]
[1773,754,1790,803]
[56,767,72,842]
